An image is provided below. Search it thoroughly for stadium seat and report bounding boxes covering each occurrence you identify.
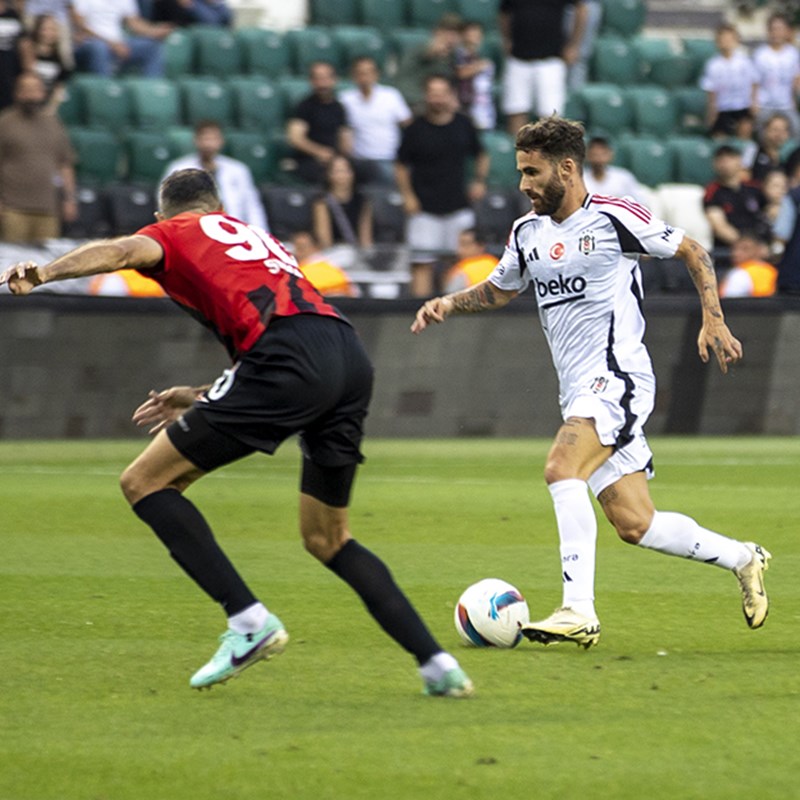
[69,127,121,185]
[229,77,285,133]
[286,27,342,75]
[455,0,497,27]
[263,131,302,184]
[601,0,647,37]
[359,0,408,31]
[591,36,643,85]
[262,186,315,239]
[166,125,195,158]
[669,136,716,185]
[105,183,158,235]
[164,29,194,79]
[236,28,291,77]
[364,186,406,244]
[481,130,518,187]
[191,26,242,76]
[647,54,695,89]
[673,86,708,135]
[388,28,432,63]
[473,188,519,244]
[617,136,675,187]
[309,0,360,25]
[73,75,131,131]
[124,130,173,185]
[124,77,180,129]
[277,75,312,115]
[62,185,113,239]
[334,26,387,72]
[682,37,717,81]
[564,91,586,122]
[579,84,634,136]
[225,131,272,184]
[656,182,712,248]
[626,86,678,136]
[178,76,234,128]
[407,0,453,28]
[58,81,82,126]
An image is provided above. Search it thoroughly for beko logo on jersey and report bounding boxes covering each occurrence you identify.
[534,274,587,308]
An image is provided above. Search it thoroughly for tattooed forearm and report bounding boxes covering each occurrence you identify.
[684,240,723,319]
[450,281,501,314]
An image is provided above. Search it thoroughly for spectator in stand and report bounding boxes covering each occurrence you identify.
[150,0,232,26]
[699,23,758,138]
[286,61,352,186]
[395,75,489,297]
[394,14,462,112]
[761,167,789,230]
[566,0,602,91]
[290,230,359,298]
[0,0,32,112]
[752,12,800,135]
[312,155,372,251]
[443,228,499,292]
[703,144,768,263]
[582,136,647,200]
[0,72,76,242]
[339,56,411,187]
[162,120,268,232]
[499,0,587,135]
[719,231,778,298]
[70,0,173,78]
[25,1,74,68]
[454,19,496,131]
[90,269,167,296]
[745,112,791,183]
[30,14,71,112]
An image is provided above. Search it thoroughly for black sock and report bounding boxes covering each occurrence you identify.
[132,488,257,615]
[326,539,441,665]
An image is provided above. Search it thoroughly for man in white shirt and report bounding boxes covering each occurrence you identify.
[582,136,647,200]
[71,0,172,77]
[162,120,268,232]
[413,116,770,648]
[753,12,800,134]
[339,56,412,186]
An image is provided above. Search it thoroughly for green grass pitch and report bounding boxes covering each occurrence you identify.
[1,437,799,800]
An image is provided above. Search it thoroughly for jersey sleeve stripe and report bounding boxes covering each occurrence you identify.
[589,194,652,224]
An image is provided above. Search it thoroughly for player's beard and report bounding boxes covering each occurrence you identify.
[530,173,566,217]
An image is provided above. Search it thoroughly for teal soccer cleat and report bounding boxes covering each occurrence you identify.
[423,666,474,698]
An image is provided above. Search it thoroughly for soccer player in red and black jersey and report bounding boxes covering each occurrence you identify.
[0,168,472,697]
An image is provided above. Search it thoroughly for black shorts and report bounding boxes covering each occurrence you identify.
[166,315,374,477]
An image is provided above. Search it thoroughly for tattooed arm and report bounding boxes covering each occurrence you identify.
[411,279,518,334]
[674,236,743,374]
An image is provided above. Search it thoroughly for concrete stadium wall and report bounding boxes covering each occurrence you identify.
[0,295,799,439]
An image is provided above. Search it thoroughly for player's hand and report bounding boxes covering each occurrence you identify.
[0,261,43,295]
[411,296,454,334]
[698,321,743,374]
[132,386,199,435]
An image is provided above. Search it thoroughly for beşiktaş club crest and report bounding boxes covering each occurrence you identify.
[578,230,596,256]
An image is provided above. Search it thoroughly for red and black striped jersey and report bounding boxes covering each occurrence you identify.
[136,212,347,359]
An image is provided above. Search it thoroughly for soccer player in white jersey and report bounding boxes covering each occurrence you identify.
[412,116,771,648]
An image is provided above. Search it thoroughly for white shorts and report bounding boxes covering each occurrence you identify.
[562,370,655,497]
[407,208,475,263]
[502,56,567,117]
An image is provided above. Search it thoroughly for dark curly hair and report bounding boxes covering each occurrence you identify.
[515,116,586,167]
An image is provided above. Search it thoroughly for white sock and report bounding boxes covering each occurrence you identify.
[228,602,269,634]
[639,511,751,570]
[419,652,459,682]
[549,479,597,619]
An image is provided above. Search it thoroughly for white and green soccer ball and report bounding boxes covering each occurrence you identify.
[454,578,530,648]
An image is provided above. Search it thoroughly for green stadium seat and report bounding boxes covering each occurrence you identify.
[166,125,195,158]
[124,77,180,129]
[225,131,272,184]
[278,75,312,115]
[164,29,194,79]
[178,76,234,127]
[669,136,715,185]
[579,84,634,136]
[673,86,708,135]
[480,31,505,72]
[309,0,360,25]
[626,85,678,136]
[191,26,242,76]
[387,28,431,64]
[481,130,518,187]
[682,37,717,81]
[647,54,696,89]
[407,0,455,28]
[591,36,642,85]
[617,136,675,187]
[73,75,131,131]
[124,130,173,185]
[236,28,291,77]
[69,127,121,184]
[601,0,646,37]
[264,131,302,183]
[228,76,285,133]
[359,0,408,31]
[286,27,342,75]
[455,0,497,27]
[564,90,586,122]
[58,80,83,126]
[334,26,386,72]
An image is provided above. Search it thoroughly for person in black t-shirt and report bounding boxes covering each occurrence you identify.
[0,0,32,112]
[395,74,489,296]
[499,0,587,135]
[286,61,352,185]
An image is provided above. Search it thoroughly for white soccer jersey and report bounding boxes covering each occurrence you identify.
[489,194,685,416]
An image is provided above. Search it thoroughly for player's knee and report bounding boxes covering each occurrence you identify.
[544,456,573,485]
[301,521,349,563]
[611,513,652,544]
[119,464,184,506]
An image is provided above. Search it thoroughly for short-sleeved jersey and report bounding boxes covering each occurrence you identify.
[489,194,685,405]
[136,212,347,360]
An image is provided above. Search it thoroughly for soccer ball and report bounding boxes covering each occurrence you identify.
[454,578,530,648]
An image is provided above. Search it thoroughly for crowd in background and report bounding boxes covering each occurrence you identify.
[2,0,800,297]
